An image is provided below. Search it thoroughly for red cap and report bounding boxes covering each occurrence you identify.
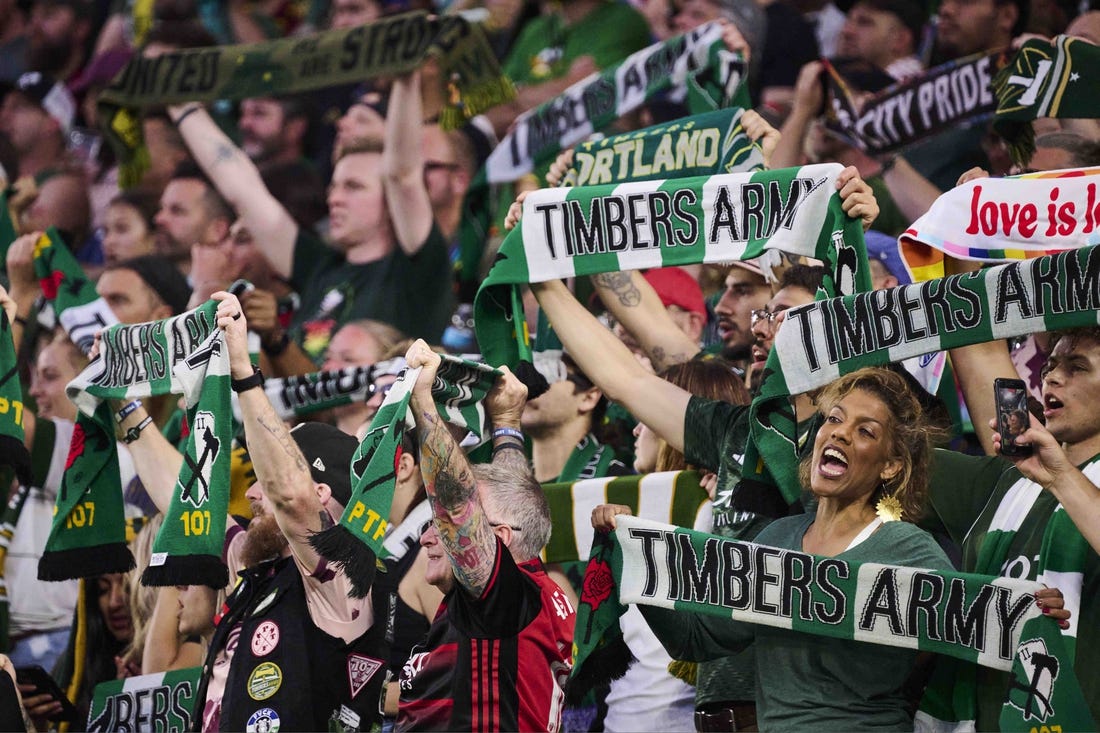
[643,267,706,318]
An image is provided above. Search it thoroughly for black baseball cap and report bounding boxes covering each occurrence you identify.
[289,422,356,507]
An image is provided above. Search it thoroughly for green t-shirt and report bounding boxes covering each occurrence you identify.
[289,226,453,362]
[643,515,951,730]
[502,1,651,86]
[683,396,821,704]
[926,449,1100,729]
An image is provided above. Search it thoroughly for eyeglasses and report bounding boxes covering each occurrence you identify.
[751,308,784,329]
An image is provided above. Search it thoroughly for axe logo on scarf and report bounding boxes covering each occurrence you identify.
[997,45,1054,111]
[346,654,383,698]
[180,411,220,508]
[1005,637,1059,722]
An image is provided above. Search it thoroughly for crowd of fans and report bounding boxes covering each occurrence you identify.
[1,0,1100,730]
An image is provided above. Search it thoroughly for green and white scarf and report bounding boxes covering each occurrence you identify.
[485,23,746,184]
[744,242,1100,509]
[574,516,1094,731]
[541,470,708,564]
[310,354,500,597]
[919,461,1098,729]
[457,28,748,290]
[44,301,232,589]
[31,228,118,354]
[993,35,1100,165]
[824,49,1010,156]
[87,667,201,731]
[0,191,16,274]
[97,11,513,186]
[474,162,869,370]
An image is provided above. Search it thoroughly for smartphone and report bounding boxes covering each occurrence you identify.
[994,377,1032,457]
[15,665,82,725]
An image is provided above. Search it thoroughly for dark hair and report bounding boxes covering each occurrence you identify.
[52,575,131,722]
[259,159,326,229]
[997,0,1029,37]
[780,263,827,295]
[800,367,943,521]
[170,160,234,223]
[141,19,217,49]
[561,353,608,433]
[1033,132,1100,168]
[656,357,750,471]
[109,187,159,230]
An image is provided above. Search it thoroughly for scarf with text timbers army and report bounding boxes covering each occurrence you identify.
[41,301,233,589]
[573,516,1094,731]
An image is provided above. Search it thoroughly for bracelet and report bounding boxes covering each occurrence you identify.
[231,365,265,393]
[13,315,27,327]
[492,442,527,457]
[123,415,154,444]
[879,155,898,175]
[116,399,143,424]
[174,103,203,126]
[492,427,524,441]
[262,331,290,357]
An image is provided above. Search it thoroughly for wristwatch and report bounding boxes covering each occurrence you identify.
[123,416,154,444]
[231,365,265,393]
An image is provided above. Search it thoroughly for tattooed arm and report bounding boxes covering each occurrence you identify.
[406,340,499,597]
[215,292,328,571]
[169,103,298,279]
[590,270,699,372]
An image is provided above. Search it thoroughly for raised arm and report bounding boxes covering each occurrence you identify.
[215,292,326,569]
[169,104,298,279]
[382,71,434,256]
[406,339,498,597]
[590,271,700,372]
[531,280,690,453]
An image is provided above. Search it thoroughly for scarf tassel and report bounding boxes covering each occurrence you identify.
[0,435,32,487]
[141,555,228,590]
[564,635,633,706]
[308,525,377,598]
[38,544,134,581]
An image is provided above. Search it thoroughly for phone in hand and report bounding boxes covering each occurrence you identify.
[15,665,82,725]
[994,377,1033,457]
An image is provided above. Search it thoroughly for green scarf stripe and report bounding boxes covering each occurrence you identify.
[96,11,512,186]
[0,192,15,273]
[31,228,118,354]
[574,516,1095,730]
[46,302,232,587]
[0,312,31,486]
[143,325,232,588]
[310,354,500,597]
[87,666,202,730]
[541,471,708,564]
[485,23,746,184]
[39,402,133,579]
[475,163,870,371]
[993,35,1099,165]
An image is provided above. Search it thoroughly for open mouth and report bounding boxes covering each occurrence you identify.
[1043,394,1064,419]
[818,446,849,478]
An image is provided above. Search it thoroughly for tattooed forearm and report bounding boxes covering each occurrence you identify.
[650,345,692,372]
[255,412,309,472]
[593,271,641,307]
[212,141,240,165]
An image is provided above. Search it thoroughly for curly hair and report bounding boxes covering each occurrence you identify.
[799,367,943,522]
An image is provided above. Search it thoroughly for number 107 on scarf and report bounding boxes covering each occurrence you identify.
[179,510,211,536]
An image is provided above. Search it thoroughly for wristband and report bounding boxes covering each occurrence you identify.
[492,442,527,457]
[174,103,202,126]
[115,399,143,424]
[123,415,154,444]
[262,331,290,357]
[231,365,265,393]
[12,315,27,327]
[492,427,524,441]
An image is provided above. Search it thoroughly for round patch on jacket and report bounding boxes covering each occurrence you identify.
[246,707,280,733]
[251,620,280,656]
[247,662,283,700]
